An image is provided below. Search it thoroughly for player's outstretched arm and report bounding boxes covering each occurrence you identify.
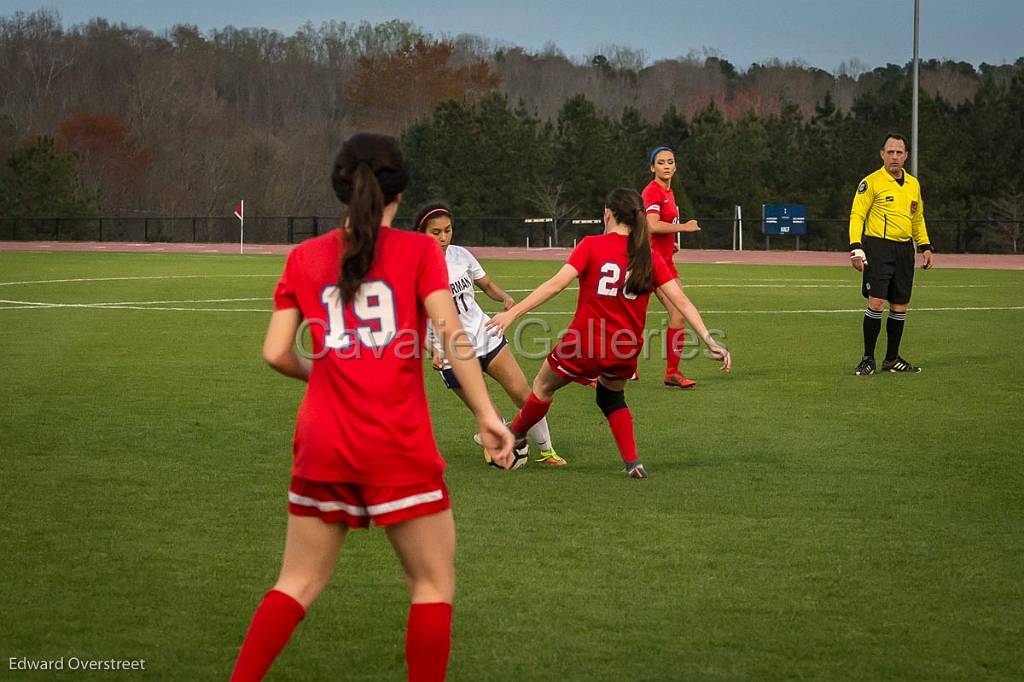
[485,264,579,335]
[424,290,514,468]
[646,213,701,234]
[657,280,732,372]
[475,275,516,310]
[263,308,312,381]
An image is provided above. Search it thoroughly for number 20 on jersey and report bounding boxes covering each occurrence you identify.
[596,262,638,300]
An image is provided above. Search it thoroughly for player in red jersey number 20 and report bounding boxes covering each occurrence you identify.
[487,188,730,479]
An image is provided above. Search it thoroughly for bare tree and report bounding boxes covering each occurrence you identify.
[0,10,79,134]
[984,192,1024,253]
[529,177,579,244]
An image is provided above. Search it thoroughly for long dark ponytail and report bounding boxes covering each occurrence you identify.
[605,188,654,295]
[330,133,408,300]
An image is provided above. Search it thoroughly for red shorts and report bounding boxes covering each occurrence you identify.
[656,249,679,278]
[287,475,451,528]
[546,349,639,387]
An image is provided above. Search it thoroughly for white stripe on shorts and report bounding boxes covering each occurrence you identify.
[555,362,599,383]
[366,489,444,516]
[288,492,368,516]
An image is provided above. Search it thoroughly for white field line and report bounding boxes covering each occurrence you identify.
[0,297,269,312]
[0,297,269,307]
[0,274,1012,292]
[0,274,278,287]
[2,296,1022,316]
[705,305,1024,314]
[0,274,1019,314]
[494,306,1024,315]
[491,275,850,282]
[682,283,1010,288]
[0,300,270,312]
[501,283,1012,293]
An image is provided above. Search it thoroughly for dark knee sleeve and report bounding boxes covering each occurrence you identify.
[595,383,627,417]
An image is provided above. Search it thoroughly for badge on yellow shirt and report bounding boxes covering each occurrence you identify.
[910,201,918,213]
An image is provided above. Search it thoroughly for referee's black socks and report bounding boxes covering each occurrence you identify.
[885,311,907,361]
[863,308,883,357]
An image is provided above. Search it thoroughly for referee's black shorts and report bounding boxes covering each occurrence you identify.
[862,235,916,304]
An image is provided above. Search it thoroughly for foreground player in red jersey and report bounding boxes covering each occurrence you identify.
[642,145,703,389]
[229,134,513,682]
[486,189,730,479]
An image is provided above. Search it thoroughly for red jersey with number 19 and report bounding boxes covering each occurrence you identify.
[548,233,675,384]
[641,180,679,265]
[273,227,450,485]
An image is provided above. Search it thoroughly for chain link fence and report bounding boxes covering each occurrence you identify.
[1,215,1021,253]
[0,216,325,244]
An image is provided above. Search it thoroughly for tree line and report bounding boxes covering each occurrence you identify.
[1,10,1022,251]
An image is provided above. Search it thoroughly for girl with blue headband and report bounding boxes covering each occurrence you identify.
[641,146,702,389]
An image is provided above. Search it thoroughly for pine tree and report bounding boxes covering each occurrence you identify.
[0,137,101,217]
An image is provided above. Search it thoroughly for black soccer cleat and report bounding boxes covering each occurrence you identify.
[853,356,876,376]
[881,356,921,373]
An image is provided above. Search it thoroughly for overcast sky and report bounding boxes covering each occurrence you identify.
[3,1,1022,72]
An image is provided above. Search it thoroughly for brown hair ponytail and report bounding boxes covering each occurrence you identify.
[330,133,408,300]
[605,188,654,295]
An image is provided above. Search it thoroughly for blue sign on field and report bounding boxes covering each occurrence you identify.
[762,204,806,235]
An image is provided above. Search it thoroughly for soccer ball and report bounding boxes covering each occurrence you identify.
[509,442,529,470]
[484,441,529,470]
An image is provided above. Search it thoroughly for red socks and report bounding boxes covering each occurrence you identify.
[230,590,306,681]
[406,602,453,682]
[231,594,452,681]
[666,326,686,373]
[510,392,552,437]
[606,408,638,464]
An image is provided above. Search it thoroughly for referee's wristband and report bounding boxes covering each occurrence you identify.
[919,244,934,253]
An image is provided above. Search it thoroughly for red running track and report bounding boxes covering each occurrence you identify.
[2,241,1023,269]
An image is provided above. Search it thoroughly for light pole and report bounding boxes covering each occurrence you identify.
[911,0,920,176]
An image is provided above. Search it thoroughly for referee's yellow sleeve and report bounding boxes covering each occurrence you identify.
[911,194,931,247]
[849,178,873,246]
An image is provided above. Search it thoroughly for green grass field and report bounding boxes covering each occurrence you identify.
[1,251,1022,681]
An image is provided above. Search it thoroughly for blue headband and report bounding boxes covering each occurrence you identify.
[648,145,673,165]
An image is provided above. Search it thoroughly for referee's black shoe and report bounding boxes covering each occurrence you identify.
[853,356,876,376]
[881,356,921,373]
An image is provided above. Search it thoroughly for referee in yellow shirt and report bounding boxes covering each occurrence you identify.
[849,132,934,375]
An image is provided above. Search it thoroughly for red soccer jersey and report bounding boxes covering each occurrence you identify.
[556,233,676,367]
[642,179,679,263]
[273,227,450,485]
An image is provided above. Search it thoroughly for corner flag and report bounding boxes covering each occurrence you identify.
[234,200,245,254]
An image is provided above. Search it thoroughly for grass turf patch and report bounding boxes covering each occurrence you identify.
[1,251,1022,680]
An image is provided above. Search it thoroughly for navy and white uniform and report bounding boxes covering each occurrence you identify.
[426,246,506,387]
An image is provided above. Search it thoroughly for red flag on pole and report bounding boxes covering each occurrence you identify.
[235,200,245,254]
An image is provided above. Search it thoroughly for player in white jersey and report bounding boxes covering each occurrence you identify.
[416,203,564,467]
